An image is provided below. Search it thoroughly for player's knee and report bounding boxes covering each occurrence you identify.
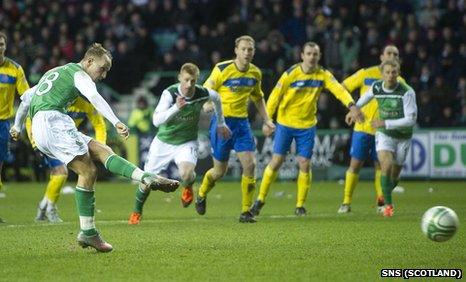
[347,166,360,174]
[89,141,114,162]
[212,166,228,179]
[180,169,194,182]
[298,160,311,172]
[51,165,68,176]
[242,161,255,175]
[83,162,98,181]
[269,156,284,171]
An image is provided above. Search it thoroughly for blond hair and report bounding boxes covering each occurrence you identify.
[180,63,200,76]
[303,41,319,50]
[84,43,112,60]
[380,59,400,71]
[235,35,255,47]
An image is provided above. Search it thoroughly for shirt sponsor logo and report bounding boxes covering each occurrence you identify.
[0,74,17,84]
[364,78,377,86]
[290,79,323,88]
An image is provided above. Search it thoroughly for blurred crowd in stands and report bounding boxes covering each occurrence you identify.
[1,0,465,128]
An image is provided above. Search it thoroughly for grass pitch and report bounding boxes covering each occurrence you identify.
[0,180,464,281]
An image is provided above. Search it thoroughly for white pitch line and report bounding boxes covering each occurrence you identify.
[0,211,391,229]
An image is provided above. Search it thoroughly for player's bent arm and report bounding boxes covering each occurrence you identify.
[253,97,275,136]
[74,71,120,126]
[12,86,37,131]
[355,86,375,108]
[324,71,355,108]
[385,89,417,129]
[207,89,226,126]
[253,98,270,121]
[267,73,288,117]
[341,69,365,93]
[152,90,180,127]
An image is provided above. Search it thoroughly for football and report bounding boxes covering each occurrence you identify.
[421,206,459,242]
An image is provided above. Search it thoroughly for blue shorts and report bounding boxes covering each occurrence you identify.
[0,120,10,162]
[350,131,377,161]
[273,123,316,159]
[210,116,255,162]
[44,155,64,168]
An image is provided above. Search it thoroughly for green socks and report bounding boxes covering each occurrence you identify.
[380,175,394,205]
[134,185,150,213]
[75,187,97,236]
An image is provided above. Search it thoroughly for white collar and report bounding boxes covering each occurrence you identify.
[381,81,398,93]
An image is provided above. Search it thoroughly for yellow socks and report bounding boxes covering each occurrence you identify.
[45,174,67,204]
[199,169,215,198]
[258,166,278,202]
[343,171,359,205]
[241,175,256,213]
[374,169,383,199]
[296,171,311,208]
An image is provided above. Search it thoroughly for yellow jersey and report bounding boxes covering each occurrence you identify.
[343,65,405,134]
[26,96,107,148]
[0,57,29,119]
[267,64,354,129]
[203,60,263,118]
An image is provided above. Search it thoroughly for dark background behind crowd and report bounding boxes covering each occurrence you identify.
[1,0,465,129]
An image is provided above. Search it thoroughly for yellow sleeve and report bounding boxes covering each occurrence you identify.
[324,70,354,108]
[267,72,289,118]
[203,66,222,91]
[250,70,264,102]
[342,69,365,93]
[25,117,37,149]
[16,65,30,95]
[87,108,107,144]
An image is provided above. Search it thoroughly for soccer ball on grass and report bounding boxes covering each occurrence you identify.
[421,206,459,242]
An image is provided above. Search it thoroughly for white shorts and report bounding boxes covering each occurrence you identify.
[32,111,92,165]
[375,131,411,165]
[144,136,198,174]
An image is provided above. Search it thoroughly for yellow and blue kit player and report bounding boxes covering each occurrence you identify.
[338,45,403,214]
[250,42,363,216]
[196,35,275,223]
[21,96,107,222]
[0,32,29,205]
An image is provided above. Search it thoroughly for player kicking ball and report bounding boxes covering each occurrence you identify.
[128,63,230,225]
[10,43,179,252]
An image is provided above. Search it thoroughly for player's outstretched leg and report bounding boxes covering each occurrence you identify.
[88,140,179,192]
